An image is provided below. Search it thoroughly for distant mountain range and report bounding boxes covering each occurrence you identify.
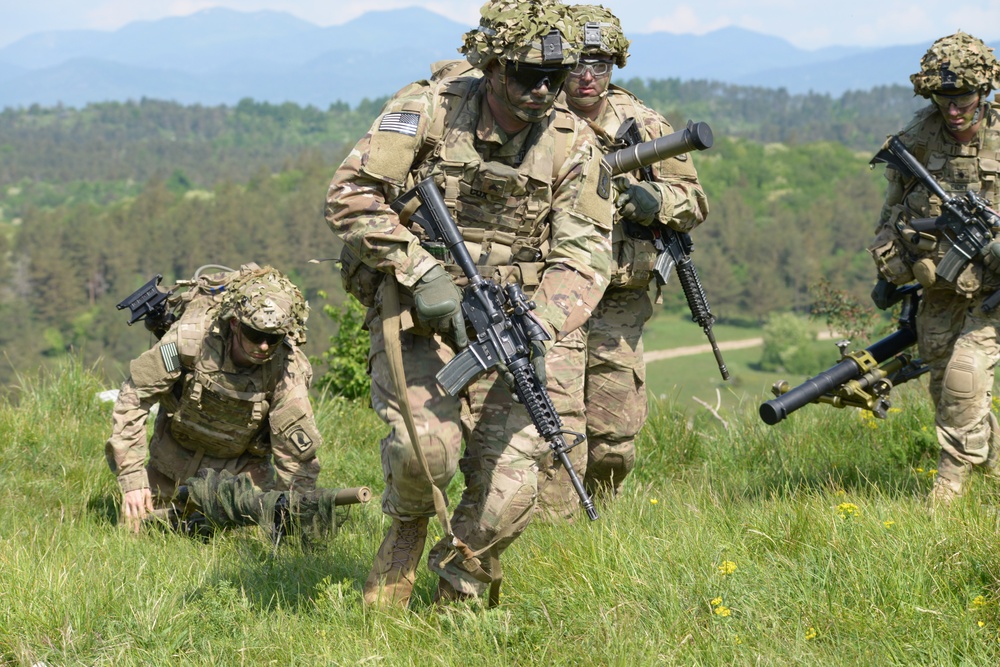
[0,7,988,109]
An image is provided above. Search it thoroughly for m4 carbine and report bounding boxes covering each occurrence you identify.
[871,135,1000,289]
[391,178,600,520]
[759,285,927,425]
[607,120,728,380]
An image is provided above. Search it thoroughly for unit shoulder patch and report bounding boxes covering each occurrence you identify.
[288,427,314,453]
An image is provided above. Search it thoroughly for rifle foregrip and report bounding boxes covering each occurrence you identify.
[511,365,598,521]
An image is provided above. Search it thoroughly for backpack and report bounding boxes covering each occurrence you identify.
[116,263,259,339]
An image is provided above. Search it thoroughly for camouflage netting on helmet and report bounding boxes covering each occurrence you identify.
[461,0,578,70]
[219,265,309,344]
[569,4,630,68]
[910,31,1000,98]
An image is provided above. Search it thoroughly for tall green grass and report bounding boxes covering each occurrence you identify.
[3,360,1000,665]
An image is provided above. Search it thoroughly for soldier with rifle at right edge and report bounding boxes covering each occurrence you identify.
[767,32,1000,505]
[536,4,714,519]
[869,32,1000,504]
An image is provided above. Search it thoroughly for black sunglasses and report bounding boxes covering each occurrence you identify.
[240,322,284,346]
[504,61,571,92]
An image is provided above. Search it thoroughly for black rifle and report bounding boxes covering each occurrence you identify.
[759,285,927,425]
[391,178,599,521]
[610,119,728,380]
[871,135,1000,290]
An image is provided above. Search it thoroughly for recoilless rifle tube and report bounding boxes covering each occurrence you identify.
[603,122,714,176]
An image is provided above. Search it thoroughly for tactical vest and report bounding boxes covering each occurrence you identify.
[163,309,285,460]
[411,77,577,289]
[890,103,1000,294]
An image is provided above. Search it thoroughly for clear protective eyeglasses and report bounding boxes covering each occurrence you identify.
[571,59,613,77]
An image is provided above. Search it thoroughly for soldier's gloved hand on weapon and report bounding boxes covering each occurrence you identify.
[613,176,661,226]
[981,238,1000,274]
[499,319,552,391]
[412,264,469,347]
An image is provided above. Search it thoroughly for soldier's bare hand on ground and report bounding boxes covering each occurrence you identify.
[122,488,154,533]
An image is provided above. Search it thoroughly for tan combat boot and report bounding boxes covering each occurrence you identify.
[362,517,428,608]
[929,451,972,505]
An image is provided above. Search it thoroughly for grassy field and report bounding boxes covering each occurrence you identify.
[641,310,842,416]
[6,360,1000,665]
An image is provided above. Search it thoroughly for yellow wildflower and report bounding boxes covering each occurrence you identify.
[836,502,859,519]
[717,560,737,576]
[883,520,895,528]
[715,605,731,617]
[650,498,658,505]
[915,467,924,474]
[973,595,987,607]
[734,635,742,645]
[979,621,986,628]
[805,627,817,640]
[711,597,723,606]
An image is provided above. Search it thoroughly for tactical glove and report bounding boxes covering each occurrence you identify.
[529,339,548,386]
[983,239,1000,274]
[614,179,662,226]
[412,265,468,348]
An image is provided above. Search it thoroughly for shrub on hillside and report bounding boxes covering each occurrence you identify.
[312,293,370,400]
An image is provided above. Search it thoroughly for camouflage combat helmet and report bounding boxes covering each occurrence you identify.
[219,266,309,344]
[461,0,578,71]
[569,4,630,68]
[910,31,1000,97]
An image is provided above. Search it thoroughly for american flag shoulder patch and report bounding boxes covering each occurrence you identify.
[378,111,420,136]
[160,342,179,373]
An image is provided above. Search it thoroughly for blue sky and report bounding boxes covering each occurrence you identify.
[3,0,1000,50]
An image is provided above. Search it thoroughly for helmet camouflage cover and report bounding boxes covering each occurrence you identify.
[219,266,309,344]
[461,0,579,70]
[569,4,630,68]
[910,31,1000,97]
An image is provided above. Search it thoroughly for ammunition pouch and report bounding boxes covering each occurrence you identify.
[610,222,657,289]
[868,209,916,286]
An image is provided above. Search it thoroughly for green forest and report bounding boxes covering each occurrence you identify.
[0,80,928,387]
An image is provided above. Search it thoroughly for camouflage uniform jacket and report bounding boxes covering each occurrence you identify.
[591,84,708,288]
[326,75,614,336]
[872,100,1000,295]
[105,309,322,494]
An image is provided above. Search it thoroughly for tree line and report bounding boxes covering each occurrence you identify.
[0,80,921,386]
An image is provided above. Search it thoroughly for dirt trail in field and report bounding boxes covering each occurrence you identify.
[644,331,838,363]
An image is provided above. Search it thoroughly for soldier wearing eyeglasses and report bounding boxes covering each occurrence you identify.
[535,4,709,518]
[868,32,1000,503]
[325,0,613,607]
[105,265,325,532]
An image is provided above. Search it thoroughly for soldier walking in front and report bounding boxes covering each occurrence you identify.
[325,0,613,606]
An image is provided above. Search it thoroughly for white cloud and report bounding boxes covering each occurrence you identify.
[644,6,733,36]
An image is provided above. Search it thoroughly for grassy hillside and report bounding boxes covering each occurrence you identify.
[4,361,1000,665]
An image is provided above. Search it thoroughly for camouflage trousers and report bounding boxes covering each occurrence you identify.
[536,287,652,518]
[917,287,1000,470]
[368,313,585,597]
